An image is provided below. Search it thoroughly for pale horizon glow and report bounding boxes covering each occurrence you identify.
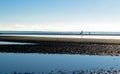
[0,24,120,32]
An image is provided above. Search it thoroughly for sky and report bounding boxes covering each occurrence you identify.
[0,0,120,32]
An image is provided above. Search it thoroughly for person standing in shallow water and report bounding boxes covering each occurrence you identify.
[89,32,91,35]
[80,31,83,38]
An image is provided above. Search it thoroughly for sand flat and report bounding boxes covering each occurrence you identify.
[1,36,120,56]
[0,36,120,43]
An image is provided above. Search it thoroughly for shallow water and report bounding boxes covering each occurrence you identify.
[2,34,120,39]
[0,41,34,45]
[0,53,120,73]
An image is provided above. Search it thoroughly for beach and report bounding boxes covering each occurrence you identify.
[0,36,120,56]
[1,35,120,43]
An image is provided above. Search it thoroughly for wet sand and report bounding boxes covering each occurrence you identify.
[0,36,120,56]
[1,36,120,43]
[0,41,120,56]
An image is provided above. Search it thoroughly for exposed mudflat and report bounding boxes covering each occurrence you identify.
[0,41,120,56]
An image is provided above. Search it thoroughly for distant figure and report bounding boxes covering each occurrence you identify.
[80,30,83,35]
[81,31,83,35]
[80,30,83,38]
[89,32,91,35]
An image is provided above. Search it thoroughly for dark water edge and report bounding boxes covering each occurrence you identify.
[3,69,120,74]
[0,41,120,56]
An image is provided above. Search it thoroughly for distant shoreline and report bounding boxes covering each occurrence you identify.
[1,31,120,36]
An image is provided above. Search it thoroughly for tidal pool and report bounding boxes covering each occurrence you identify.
[0,41,34,45]
[0,53,120,73]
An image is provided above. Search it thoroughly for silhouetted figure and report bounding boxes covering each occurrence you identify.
[80,30,83,38]
[89,32,91,35]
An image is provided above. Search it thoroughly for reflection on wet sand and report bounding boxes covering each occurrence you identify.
[4,68,120,74]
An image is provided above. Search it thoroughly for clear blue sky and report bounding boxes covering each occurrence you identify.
[0,0,120,31]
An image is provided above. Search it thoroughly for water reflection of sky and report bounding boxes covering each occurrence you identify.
[0,53,120,73]
[0,41,34,45]
[2,35,120,39]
